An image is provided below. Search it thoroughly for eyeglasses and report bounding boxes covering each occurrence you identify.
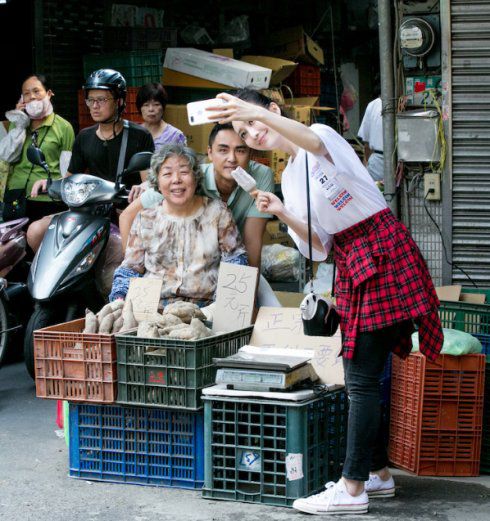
[85,97,114,107]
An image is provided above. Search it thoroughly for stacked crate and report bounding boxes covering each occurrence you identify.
[389,353,485,476]
[438,291,490,474]
[202,388,348,507]
[68,327,253,489]
[33,317,253,489]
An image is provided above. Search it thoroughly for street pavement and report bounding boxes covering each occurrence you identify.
[0,361,489,521]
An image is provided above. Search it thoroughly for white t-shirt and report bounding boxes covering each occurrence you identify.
[281,124,387,260]
[358,97,383,152]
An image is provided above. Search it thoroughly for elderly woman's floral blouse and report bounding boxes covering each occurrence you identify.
[110,197,247,306]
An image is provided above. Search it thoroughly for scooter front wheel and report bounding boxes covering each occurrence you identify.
[24,303,62,379]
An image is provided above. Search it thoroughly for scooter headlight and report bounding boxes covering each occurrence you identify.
[63,181,98,206]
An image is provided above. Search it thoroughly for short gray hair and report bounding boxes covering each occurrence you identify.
[148,144,202,192]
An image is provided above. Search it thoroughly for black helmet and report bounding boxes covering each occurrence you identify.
[83,68,127,101]
[83,69,127,119]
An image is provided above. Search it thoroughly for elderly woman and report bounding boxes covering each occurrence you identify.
[109,144,247,307]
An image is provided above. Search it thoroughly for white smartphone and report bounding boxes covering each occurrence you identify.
[186,98,226,126]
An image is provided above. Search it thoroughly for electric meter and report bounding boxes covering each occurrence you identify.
[399,17,435,57]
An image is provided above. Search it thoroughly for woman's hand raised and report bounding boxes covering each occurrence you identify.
[256,191,285,217]
[206,93,264,124]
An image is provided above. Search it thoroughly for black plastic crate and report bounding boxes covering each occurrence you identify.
[116,327,253,410]
[202,389,347,507]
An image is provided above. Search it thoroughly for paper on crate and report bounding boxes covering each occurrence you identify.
[241,56,297,85]
[213,263,259,332]
[125,277,163,322]
[250,307,344,385]
[164,48,272,89]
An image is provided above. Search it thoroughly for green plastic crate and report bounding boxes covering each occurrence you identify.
[438,298,490,356]
[481,363,490,474]
[83,51,162,87]
[202,389,347,507]
[115,327,253,410]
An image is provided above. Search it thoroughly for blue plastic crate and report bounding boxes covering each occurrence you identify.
[69,403,204,488]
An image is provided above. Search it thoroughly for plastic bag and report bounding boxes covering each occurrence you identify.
[411,327,482,356]
[220,15,250,44]
[261,244,300,282]
[0,110,30,163]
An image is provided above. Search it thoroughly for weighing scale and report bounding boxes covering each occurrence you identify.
[214,346,318,392]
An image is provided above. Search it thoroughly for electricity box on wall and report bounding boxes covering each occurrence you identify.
[399,14,441,70]
[396,109,441,162]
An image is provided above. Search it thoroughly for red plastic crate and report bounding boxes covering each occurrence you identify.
[285,64,321,96]
[34,318,117,403]
[78,88,144,130]
[389,353,485,476]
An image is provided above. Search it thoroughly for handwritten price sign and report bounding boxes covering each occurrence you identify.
[213,263,258,332]
[250,307,344,385]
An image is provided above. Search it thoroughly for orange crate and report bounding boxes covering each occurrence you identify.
[34,318,117,403]
[78,88,144,130]
[389,353,485,476]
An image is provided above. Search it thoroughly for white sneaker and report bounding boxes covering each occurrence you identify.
[292,480,369,515]
[364,474,395,498]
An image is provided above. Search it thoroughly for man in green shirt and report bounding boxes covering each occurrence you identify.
[120,123,274,270]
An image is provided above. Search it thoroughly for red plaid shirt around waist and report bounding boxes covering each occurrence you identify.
[333,208,443,361]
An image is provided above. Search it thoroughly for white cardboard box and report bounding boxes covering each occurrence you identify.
[163,48,271,89]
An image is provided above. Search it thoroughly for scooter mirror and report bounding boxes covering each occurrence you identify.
[27,144,49,173]
[123,151,153,176]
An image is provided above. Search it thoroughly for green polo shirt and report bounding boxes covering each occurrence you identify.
[8,113,75,202]
[141,160,274,233]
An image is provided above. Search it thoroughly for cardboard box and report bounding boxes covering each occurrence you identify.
[250,307,344,385]
[253,149,290,183]
[162,68,230,89]
[163,48,272,89]
[241,56,297,85]
[260,88,285,106]
[274,291,305,308]
[164,104,213,154]
[268,26,324,65]
[213,48,234,59]
[262,220,295,248]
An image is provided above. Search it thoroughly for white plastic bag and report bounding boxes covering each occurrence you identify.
[0,110,30,163]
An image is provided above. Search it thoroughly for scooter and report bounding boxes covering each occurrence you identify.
[24,145,152,378]
[0,217,31,367]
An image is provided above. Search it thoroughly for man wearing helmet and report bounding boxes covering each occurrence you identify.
[28,69,154,252]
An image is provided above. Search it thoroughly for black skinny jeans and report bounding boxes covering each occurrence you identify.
[341,323,404,481]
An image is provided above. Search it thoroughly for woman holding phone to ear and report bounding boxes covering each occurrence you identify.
[2,73,74,224]
[208,89,443,516]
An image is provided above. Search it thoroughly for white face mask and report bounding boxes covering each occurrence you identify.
[25,96,53,120]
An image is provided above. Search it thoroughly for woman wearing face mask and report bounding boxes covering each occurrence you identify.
[2,74,75,223]
[208,89,443,516]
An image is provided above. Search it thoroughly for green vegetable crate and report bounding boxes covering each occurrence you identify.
[115,327,253,410]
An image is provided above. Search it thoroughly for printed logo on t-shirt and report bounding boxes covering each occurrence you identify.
[311,161,353,211]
